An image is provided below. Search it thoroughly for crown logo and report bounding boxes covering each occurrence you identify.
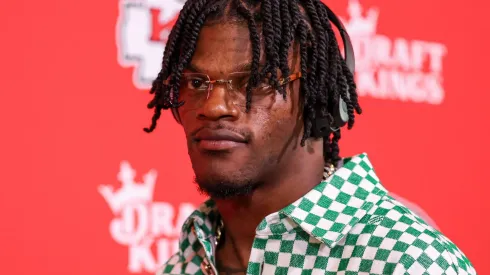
[99,161,157,214]
[340,0,379,36]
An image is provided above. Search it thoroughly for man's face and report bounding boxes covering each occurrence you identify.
[177,22,303,198]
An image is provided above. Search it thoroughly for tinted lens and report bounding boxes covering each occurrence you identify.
[178,73,209,109]
[178,72,280,110]
[229,72,251,91]
[181,73,209,91]
[229,72,276,108]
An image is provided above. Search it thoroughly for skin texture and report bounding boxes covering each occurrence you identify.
[177,23,326,272]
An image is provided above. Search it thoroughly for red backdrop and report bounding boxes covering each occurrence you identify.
[1,0,489,274]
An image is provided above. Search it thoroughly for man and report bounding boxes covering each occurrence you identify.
[144,0,476,274]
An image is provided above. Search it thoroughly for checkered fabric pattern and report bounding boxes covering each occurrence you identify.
[157,153,476,275]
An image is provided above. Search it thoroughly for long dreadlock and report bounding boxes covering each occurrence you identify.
[144,0,362,165]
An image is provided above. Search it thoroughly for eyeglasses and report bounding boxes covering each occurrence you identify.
[165,71,302,109]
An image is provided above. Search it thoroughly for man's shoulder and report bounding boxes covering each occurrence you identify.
[341,195,476,274]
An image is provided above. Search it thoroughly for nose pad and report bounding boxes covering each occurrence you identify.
[206,84,213,100]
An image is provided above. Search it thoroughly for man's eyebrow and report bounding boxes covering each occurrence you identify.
[186,62,262,73]
[186,63,204,73]
[186,46,300,73]
[187,55,296,74]
[231,51,298,72]
[232,62,254,72]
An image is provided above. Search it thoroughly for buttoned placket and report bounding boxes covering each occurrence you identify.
[201,259,215,275]
[191,225,219,275]
[201,230,268,275]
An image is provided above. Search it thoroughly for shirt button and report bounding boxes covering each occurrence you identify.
[201,261,214,275]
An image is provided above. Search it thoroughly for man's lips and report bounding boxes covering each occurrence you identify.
[193,128,248,151]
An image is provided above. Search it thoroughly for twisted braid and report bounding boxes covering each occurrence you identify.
[278,0,292,78]
[297,20,315,146]
[236,0,261,110]
[260,0,278,90]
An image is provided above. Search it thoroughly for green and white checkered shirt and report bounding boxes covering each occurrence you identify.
[157,153,476,274]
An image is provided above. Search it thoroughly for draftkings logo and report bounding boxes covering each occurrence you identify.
[98,161,195,273]
[340,0,448,104]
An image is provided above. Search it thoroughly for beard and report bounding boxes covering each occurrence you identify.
[189,141,277,199]
[195,175,263,199]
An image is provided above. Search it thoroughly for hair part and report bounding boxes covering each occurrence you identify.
[144,0,362,165]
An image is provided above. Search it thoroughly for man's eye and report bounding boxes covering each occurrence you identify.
[191,79,202,88]
[187,78,206,89]
[258,78,272,88]
[260,78,272,86]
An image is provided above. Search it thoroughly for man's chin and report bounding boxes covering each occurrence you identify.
[194,177,260,199]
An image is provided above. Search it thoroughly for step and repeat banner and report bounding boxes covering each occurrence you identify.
[1,0,488,274]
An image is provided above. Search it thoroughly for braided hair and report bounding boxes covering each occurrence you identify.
[144,0,362,165]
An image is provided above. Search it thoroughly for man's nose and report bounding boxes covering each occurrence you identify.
[196,85,240,121]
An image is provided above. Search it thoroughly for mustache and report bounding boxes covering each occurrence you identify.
[190,123,252,142]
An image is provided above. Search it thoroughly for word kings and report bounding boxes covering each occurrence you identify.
[354,36,447,104]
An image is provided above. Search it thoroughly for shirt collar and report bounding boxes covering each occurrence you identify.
[179,153,387,254]
[279,153,387,247]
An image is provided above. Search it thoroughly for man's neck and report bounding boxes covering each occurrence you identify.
[213,145,325,266]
